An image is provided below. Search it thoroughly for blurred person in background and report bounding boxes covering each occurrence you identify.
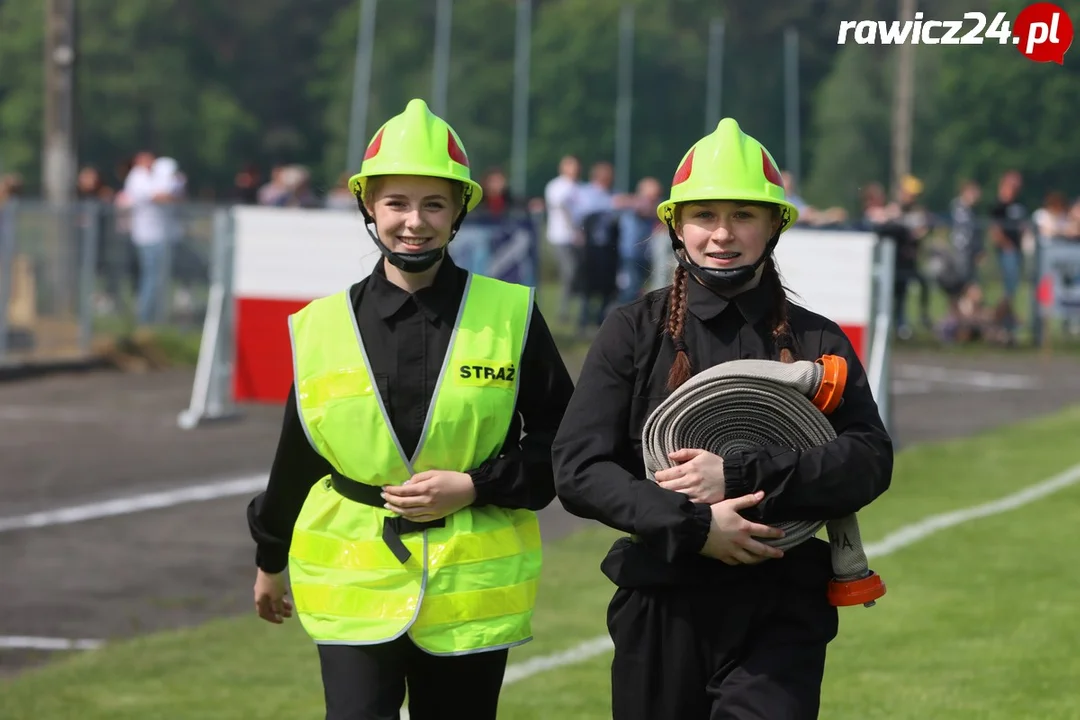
[570,160,618,227]
[616,176,663,305]
[859,181,896,227]
[1032,192,1080,336]
[258,164,289,206]
[1032,191,1077,241]
[476,167,515,219]
[988,170,1028,345]
[0,173,22,256]
[110,156,141,302]
[553,118,892,720]
[120,151,181,326]
[572,161,637,333]
[1068,198,1080,240]
[232,164,262,205]
[543,154,582,324]
[781,170,847,227]
[152,156,205,316]
[279,164,321,208]
[246,99,574,720]
[859,177,932,339]
[76,166,122,315]
[893,174,933,338]
[948,180,984,279]
[932,179,985,343]
[577,202,622,334]
[325,172,357,211]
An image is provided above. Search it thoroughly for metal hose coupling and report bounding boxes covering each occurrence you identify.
[642,354,886,608]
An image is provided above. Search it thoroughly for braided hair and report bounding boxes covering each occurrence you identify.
[665,265,693,391]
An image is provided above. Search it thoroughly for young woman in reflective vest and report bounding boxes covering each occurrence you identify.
[247,98,575,720]
[551,119,894,720]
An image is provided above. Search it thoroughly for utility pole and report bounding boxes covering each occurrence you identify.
[43,0,77,205]
[704,18,724,132]
[431,0,453,117]
[510,0,533,202]
[346,0,378,175]
[784,27,800,182]
[613,4,634,194]
[891,0,916,200]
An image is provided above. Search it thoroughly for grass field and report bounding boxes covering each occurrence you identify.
[5,404,1080,719]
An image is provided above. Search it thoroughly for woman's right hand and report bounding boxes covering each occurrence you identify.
[254,569,293,624]
[699,491,786,566]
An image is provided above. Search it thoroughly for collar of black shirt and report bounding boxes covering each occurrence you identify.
[686,270,774,326]
[366,253,467,325]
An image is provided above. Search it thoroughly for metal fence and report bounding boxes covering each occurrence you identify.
[0,198,221,367]
[3,196,1076,401]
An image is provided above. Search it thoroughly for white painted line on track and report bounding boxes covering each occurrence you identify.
[894,364,1040,391]
[0,636,105,651]
[0,474,267,533]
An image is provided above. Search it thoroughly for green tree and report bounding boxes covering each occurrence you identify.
[926,0,1080,208]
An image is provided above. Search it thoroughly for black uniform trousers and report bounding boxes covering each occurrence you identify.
[318,635,509,720]
[606,560,839,719]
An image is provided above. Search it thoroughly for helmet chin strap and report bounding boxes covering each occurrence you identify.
[667,223,780,295]
[359,188,472,274]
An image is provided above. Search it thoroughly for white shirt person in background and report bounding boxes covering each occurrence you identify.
[121,151,184,326]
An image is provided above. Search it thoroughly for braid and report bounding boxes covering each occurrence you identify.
[666,264,692,391]
[763,256,797,363]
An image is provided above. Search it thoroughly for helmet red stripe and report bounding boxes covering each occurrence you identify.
[364,128,385,160]
[447,131,469,167]
[671,148,695,186]
[761,148,783,187]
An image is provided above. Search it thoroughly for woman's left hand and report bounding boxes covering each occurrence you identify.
[381,470,476,522]
[653,448,727,504]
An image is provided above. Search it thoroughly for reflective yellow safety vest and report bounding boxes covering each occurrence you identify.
[286,272,542,656]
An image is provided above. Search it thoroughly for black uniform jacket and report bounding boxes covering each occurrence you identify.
[551,272,894,590]
[247,257,576,573]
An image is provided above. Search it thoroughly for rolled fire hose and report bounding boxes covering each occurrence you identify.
[642,355,886,607]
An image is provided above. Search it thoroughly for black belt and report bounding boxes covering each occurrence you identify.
[329,471,445,564]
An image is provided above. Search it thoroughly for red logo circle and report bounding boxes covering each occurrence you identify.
[1013,3,1074,64]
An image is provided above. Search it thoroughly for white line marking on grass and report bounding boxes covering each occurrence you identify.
[408,458,1080,708]
[0,474,267,533]
[400,637,621,718]
[502,636,615,685]
[0,636,105,651]
[862,460,1080,557]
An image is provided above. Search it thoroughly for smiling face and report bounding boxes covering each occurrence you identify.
[675,200,781,271]
[364,175,461,255]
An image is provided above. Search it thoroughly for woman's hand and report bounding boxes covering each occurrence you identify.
[654,448,727,504]
[253,569,292,624]
[699,491,785,566]
[381,470,476,522]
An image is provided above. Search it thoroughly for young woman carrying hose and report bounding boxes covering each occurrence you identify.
[247,98,575,720]
[551,118,894,719]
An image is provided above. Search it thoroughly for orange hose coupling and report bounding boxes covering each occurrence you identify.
[828,570,887,608]
[811,354,848,415]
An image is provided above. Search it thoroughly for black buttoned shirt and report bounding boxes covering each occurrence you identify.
[551,273,894,588]
[247,257,575,573]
